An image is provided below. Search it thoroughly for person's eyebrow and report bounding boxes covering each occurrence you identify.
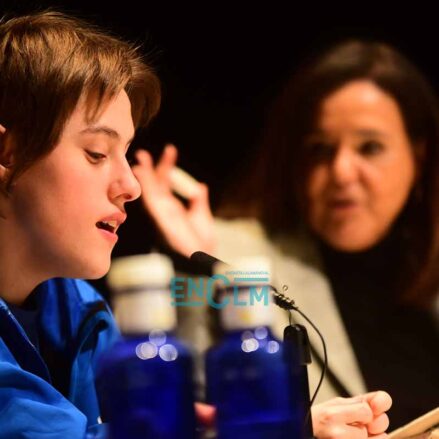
[305,131,335,142]
[355,128,388,138]
[80,124,135,146]
[309,128,387,139]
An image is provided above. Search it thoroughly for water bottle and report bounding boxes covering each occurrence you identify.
[97,253,196,439]
[205,256,304,439]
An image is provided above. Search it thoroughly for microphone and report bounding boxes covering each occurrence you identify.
[155,249,222,277]
[190,251,297,311]
[189,251,229,276]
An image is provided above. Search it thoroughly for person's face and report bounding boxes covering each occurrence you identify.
[7,90,140,279]
[305,80,417,251]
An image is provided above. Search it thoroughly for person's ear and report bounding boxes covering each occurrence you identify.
[0,124,13,184]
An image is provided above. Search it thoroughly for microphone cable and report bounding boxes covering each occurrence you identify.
[190,251,327,434]
[272,284,327,431]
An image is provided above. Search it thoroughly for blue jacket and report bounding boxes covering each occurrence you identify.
[0,278,120,438]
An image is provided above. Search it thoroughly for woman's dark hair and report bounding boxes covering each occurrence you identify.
[220,40,439,306]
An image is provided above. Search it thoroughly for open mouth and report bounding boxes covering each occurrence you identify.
[96,221,117,233]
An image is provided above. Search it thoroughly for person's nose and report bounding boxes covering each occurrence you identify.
[330,146,359,186]
[109,158,141,206]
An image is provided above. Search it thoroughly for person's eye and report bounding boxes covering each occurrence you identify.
[85,150,107,163]
[358,140,384,156]
[306,141,335,162]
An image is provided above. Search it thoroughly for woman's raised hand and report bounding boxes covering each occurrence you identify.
[133,144,216,257]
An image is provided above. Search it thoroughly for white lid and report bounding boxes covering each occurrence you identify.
[113,290,176,334]
[213,256,274,330]
[108,253,177,333]
[108,253,174,291]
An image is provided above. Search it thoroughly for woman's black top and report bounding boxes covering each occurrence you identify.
[321,234,439,429]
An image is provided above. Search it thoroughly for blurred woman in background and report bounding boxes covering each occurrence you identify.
[135,40,439,430]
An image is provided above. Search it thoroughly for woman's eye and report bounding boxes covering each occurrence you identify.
[306,142,335,162]
[359,140,384,156]
[85,150,106,163]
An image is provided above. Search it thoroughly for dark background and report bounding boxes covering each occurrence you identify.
[2,1,439,295]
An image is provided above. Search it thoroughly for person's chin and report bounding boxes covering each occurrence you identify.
[326,233,379,253]
[318,219,379,252]
[76,257,111,280]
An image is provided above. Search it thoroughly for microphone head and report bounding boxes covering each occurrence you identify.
[189,251,229,276]
[189,252,297,313]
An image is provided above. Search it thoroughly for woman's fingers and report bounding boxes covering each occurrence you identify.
[189,183,213,218]
[367,413,390,435]
[364,391,392,416]
[318,395,366,407]
[318,400,374,425]
[134,146,178,196]
[314,421,369,439]
[133,149,154,182]
[319,392,391,421]
[133,149,162,196]
[133,145,216,256]
[194,402,216,427]
[312,399,372,439]
[187,183,216,253]
[312,392,392,439]
[156,144,178,182]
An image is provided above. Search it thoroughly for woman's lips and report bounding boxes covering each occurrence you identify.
[97,227,118,243]
[330,199,357,207]
[327,199,359,215]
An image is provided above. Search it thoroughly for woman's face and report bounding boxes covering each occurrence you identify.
[6,90,140,279]
[305,80,417,252]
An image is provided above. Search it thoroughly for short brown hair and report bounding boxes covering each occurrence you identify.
[0,10,161,190]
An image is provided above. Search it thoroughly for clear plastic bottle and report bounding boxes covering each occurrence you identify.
[205,256,304,439]
[97,253,196,439]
